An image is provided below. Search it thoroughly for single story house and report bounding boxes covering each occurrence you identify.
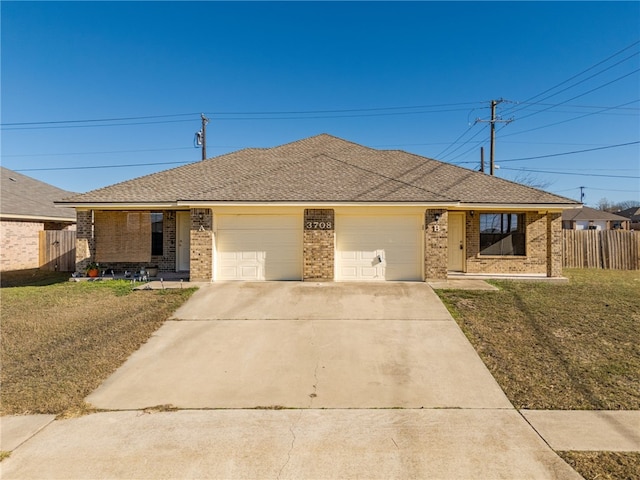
[57,134,580,281]
[561,206,629,231]
[615,207,640,230]
[1,167,76,271]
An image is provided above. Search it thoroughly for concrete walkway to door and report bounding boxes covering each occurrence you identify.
[2,282,582,479]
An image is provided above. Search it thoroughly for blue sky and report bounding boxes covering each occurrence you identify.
[2,1,639,207]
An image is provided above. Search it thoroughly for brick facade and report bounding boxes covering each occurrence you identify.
[75,210,177,275]
[70,207,564,280]
[465,211,553,275]
[190,208,213,281]
[1,220,43,271]
[547,212,562,277]
[76,210,94,273]
[424,209,448,280]
[303,209,334,281]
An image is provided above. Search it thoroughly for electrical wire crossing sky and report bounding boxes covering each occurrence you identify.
[1,1,638,206]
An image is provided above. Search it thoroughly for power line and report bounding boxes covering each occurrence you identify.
[500,99,640,138]
[501,40,640,116]
[0,101,487,128]
[13,161,192,172]
[505,67,640,127]
[500,167,639,179]
[504,52,639,119]
[2,146,197,158]
[496,141,640,163]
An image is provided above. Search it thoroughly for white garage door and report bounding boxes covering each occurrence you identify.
[336,215,423,281]
[216,215,302,281]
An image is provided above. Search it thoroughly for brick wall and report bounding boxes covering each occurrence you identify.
[75,210,94,273]
[425,209,448,280]
[465,211,550,275]
[76,209,178,275]
[190,208,213,281]
[303,209,334,280]
[92,211,177,274]
[547,212,562,277]
[0,220,43,271]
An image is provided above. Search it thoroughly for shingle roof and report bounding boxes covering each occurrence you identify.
[1,167,76,220]
[562,206,629,222]
[60,134,579,206]
[615,207,640,221]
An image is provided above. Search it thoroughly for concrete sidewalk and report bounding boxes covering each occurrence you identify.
[522,410,640,452]
[1,410,583,479]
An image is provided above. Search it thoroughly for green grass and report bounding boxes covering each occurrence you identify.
[1,271,196,416]
[436,268,640,480]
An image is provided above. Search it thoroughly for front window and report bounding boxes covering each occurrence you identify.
[151,212,163,256]
[479,213,525,256]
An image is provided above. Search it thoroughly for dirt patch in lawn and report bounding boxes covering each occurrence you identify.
[437,269,640,411]
[1,275,195,416]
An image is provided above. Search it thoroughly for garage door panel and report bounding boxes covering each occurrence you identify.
[216,215,302,281]
[337,215,422,281]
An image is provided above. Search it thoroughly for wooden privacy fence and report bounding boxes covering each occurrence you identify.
[39,230,76,272]
[563,230,639,270]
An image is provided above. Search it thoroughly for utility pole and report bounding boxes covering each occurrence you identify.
[480,146,485,173]
[579,186,585,203]
[476,99,512,175]
[200,113,209,160]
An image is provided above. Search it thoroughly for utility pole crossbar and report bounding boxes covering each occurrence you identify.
[476,99,513,175]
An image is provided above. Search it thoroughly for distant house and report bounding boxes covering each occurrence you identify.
[0,167,76,271]
[615,207,640,231]
[58,134,580,281]
[562,206,629,231]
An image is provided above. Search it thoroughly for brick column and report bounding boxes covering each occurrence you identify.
[425,209,448,280]
[75,210,94,273]
[547,212,562,277]
[190,208,213,282]
[303,209,334,281]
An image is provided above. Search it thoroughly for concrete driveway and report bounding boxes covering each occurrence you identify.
[3,282,583,479]
[86,282,511,410]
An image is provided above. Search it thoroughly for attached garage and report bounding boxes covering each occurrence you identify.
[336,215,423,281]
[216,215,303,280]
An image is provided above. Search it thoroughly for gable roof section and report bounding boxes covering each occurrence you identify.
[1,167,76,221]
[615,207,640,221]
[60,134,579,207]
[562,206,629,222]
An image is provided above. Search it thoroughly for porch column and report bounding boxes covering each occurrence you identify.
[547,212,562,277]
[190,208,213,282]
[425,209,448,280]
[75,210,94,273]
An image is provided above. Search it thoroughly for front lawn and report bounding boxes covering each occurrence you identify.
[436,268,640,480]
[0,271,195,416]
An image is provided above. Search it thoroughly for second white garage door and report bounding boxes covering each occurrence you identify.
[216,215,302,281]
[336,215,423,281]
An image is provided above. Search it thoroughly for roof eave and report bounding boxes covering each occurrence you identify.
[1,213,76,222]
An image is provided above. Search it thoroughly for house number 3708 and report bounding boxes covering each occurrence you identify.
[305,221,332,230]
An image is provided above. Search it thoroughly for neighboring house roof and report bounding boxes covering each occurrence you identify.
[59,134,579,207]
[562,206,629,222]
[1,167,76,221]
[615,207,640,222]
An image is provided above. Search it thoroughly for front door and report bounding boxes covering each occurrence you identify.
[177,211,190,272]
[447,212,465,272]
